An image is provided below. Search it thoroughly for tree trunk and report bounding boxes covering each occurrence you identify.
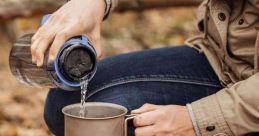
[116,0,202,11]
[0,0,202,21]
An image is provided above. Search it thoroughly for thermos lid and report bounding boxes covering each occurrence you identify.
[58,44,95,82]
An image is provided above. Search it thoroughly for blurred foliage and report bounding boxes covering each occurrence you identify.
[102,8,199,55]
[0,7,199,136]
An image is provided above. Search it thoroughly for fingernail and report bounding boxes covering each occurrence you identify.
[32,58,36,63]
[36,61,41,67]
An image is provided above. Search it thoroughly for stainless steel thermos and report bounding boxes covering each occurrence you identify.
[9,15,97,91]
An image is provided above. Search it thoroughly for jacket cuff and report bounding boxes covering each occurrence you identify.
[191,95,233,136]
[187,104,201,136]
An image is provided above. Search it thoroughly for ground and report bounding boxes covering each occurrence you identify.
[0,8,199,136]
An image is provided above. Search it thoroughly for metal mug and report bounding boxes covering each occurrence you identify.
[62,102,134,136]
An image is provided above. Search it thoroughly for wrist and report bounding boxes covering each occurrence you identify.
[91,0,106,21]
[98,0,106,15]
[78,0,110,20]
[170,106,196,136]
[96,0,111,20]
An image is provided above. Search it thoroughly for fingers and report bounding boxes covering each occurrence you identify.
[133,111,158,127]
[48,30,70,62]
[48,24,84,62]
[35,35,55,66]
[31,19,56,66]
[135,125,156,136]
[86,26,102,58]
[31,35,54,66]
[31,39,40,63]
[91,35,102,58]
[132,103,160,114]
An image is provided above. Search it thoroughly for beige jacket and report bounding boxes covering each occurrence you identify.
[186,0,259,135]
[112,0,259,135]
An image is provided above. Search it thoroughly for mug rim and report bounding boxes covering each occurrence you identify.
[62,102,128,120]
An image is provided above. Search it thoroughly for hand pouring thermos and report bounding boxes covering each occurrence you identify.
[9,15,97,91]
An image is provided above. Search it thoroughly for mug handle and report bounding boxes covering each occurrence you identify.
[124,115,136,136]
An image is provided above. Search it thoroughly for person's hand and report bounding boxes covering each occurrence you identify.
[131,104,195,136]
[31,0,105,67]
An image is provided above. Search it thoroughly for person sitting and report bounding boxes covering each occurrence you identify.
[31,0,259,135]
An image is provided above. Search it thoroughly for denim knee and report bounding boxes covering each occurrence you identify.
[44,90,64,136]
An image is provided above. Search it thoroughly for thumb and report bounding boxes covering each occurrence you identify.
[131,104,160,114]
[85,25,102,59]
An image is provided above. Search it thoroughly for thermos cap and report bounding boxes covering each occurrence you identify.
[58,44,95,82]
[53,36,97,89]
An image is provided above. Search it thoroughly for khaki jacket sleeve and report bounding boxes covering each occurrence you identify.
[191,73,259,135]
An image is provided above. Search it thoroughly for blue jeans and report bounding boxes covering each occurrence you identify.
[44,46,224,136]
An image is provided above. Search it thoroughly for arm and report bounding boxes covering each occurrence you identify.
[190,73,259,135]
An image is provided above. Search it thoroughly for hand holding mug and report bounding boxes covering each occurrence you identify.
[132,104,196,136]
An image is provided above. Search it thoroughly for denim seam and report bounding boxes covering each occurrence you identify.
[87,78,222,99]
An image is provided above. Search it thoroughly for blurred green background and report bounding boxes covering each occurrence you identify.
[0,2,199,136]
